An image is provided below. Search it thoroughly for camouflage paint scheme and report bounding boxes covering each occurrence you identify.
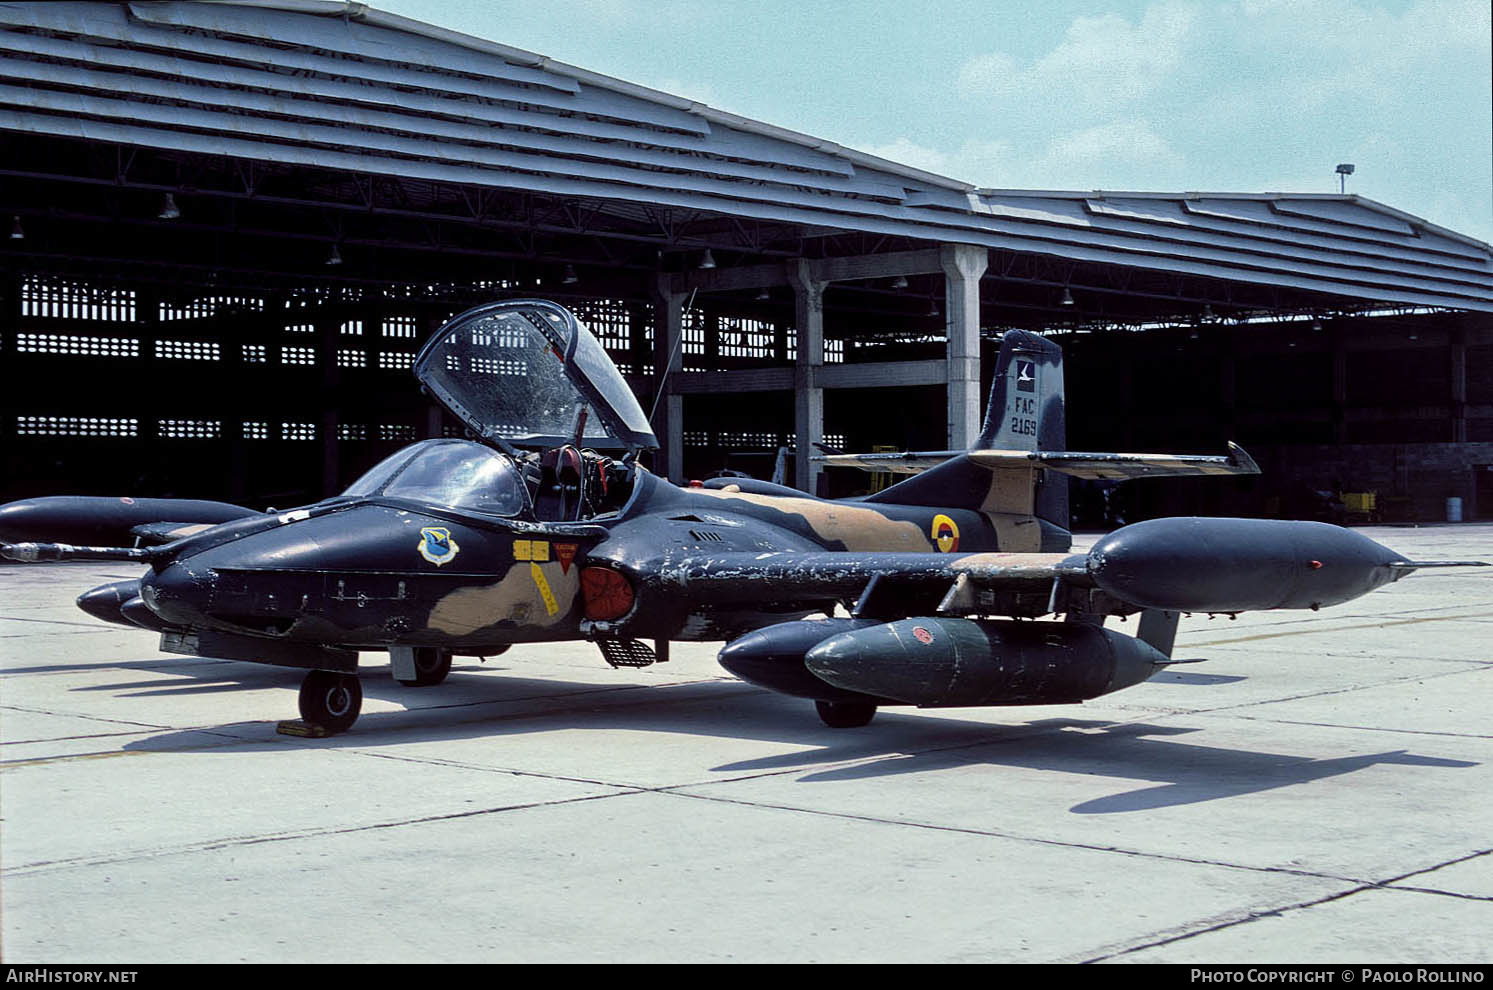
[3,300,1480,733]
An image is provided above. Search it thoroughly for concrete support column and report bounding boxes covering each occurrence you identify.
[788,260,825,494]
[0,272,17,457]
[317,313,341,498]
[940,243,988,449]
[651,275,685,483]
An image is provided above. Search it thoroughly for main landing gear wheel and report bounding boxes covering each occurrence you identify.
[398,647,452,687]
[299,670,362,733]
[815,700,877,728]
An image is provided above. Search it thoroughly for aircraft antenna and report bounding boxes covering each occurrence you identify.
[648,287,696,425]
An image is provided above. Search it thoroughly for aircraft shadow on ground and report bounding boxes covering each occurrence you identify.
[83,655,1482,815]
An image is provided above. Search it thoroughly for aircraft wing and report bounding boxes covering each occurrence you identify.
[634,517,1487,628]
[649,550,1094,620]
[816,442,1260,479]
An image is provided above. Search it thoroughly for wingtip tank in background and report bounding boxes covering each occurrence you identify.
[0,496,260,548]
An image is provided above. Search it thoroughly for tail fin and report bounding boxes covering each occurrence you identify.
[977,329,1066,453]
[983,329,1068,533]
[864,330,1071,551]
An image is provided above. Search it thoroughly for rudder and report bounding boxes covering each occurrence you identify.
[977,329,1066,453]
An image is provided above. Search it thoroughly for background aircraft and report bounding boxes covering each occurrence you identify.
[1,300,1483,734]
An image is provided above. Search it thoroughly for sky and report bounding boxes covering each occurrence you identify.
[374,0,1493,244]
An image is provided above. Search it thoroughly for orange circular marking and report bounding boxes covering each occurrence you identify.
[580,567,635,621]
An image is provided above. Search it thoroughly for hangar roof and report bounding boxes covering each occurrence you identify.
[1,0,1490,313]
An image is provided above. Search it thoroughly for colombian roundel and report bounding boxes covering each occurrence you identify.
[417,526,460,566]
[931,514,959,553]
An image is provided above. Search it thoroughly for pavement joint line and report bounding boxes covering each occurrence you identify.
[327,711,1100,792]
[1076,884,1376,963]
[1,735,268,768]
[1218,714,1493,740]
[1,727,203,746]
[645,786,1372,887]
[0,702,172,733]
[1179,649,1492,665]
[1161,663,1483,718]
[1171,602,1493,638]
[1078,847,1493,962]
[0,629,145,639]
[0,615,120,629]
[1187,613,1489,648]
[7,709,1248,875]
[0,657,234,676]
[0,790,643,879]
[0,680,753,771]
[328,745,636,790]
[378,676,741,715]
[1385,885,1493,903]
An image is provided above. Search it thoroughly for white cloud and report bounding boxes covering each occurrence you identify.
[958,0,1201,112]
[864,122,1183,191]
[862,137,1018,185]
[1042,120,1183,176]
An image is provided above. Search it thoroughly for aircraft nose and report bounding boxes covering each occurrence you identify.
[76,579,142,628]
[138,561,216,628]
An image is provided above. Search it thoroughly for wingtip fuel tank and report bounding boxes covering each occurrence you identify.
[1086,517,1413,613]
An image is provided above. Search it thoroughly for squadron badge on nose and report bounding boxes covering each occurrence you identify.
[418,526,460,566]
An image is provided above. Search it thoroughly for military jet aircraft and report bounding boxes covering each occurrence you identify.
[1,299,1484,734]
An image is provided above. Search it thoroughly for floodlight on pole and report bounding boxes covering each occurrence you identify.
[1335,163,1355,194]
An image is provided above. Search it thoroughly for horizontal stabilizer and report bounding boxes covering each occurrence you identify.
[819,443,1261,480]
[814,450,960,475]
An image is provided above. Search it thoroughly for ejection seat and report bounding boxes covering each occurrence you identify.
[535,444,586,521]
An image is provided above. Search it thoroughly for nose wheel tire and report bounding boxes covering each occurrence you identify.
[299,670,362,733]
[397,647,452,687]
[815,700,877,728]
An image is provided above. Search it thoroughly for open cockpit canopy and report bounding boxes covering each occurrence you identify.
[413,300,659,453]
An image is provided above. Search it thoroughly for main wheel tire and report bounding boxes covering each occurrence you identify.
[397,647,452,687]
[815,699,877,728]
[299,670,362,733]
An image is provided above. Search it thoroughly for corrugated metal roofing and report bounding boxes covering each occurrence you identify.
[1,0,1490,312]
